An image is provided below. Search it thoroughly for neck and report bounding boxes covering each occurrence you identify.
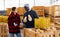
[14,12,16,15]
[28,9,31,11]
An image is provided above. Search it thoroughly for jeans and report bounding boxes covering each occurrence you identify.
[10,33,21,37]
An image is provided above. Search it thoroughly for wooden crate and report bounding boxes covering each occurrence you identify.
[24,28,36,37]
[55,30,60,37]
[54,18,60,24]
[35,10,44,16]
[35,27,57,37]
[23,28,60,37]
[17,7,25,15]
[0,23,9,37]
[54,24,60,30]
[36,31,55,37]
[6,7,26,15]
[32,6,44,16]
[0,34,9,37]
[6,8,12,15]
[50,5,60,17]
[32,6,44,10]
[44,7,49,14]
[49,6,55,17]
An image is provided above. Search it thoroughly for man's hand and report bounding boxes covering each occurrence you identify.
[23,17,27,23]
[14,22,17,26]
[28,15,32,21]
[20,23,24,28]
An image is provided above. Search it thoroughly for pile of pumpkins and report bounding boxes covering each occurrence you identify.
[35,17,50,29]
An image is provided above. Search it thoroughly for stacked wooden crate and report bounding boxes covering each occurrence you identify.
[6,7,25,15]
[0,23,9,37]
[6,8,12,15]
[36,30,54,37]
[6,7,25,22]
[17,7,25,22]
[49,6,55,17]
[49,5,60,23]
[17,7,25,15]
[44,7,49,14]
[49,6,55,22]
[35,28,56,37]
[50,5,60,30]
[55,30,60,37]
[32,6,44,16]
[24,28,36,37]
[24,27,58,37]
[54,5,60,16]
[54,5,60,24]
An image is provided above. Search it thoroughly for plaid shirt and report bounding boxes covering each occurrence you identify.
[8,12,21,33]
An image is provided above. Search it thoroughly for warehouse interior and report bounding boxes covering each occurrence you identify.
[0,0,60,37]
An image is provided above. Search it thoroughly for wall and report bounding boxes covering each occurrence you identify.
[0,0,51,10]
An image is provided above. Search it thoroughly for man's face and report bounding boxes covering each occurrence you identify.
[24,6,29,11]
[14,9,17,13]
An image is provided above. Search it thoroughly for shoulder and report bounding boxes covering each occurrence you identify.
[30,10,36,14]
[16,13,20,17]
[8,12,13,17]
[31,10,35,12]
[23,11,27,15]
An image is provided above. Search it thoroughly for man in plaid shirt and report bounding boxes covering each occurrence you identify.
[8,7,21,37]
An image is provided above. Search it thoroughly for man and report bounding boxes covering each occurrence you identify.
[23,4,39,28]
[8,7,21,37]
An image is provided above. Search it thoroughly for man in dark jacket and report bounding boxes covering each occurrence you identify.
[23,4,39,28]
[8,7,21,37]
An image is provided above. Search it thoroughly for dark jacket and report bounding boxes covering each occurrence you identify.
[23,10,39,28]
[8,12,21,33]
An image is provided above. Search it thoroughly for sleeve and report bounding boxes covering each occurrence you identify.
[18,15,21,24]
[33,10,39,18]
[8,16,12,26]
[23,13,25,22]
[15,15,21,26]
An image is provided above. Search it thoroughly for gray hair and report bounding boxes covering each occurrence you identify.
[24,4,29,7]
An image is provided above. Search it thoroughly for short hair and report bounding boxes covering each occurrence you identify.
[12,7,16,11]
[24,4,29,8]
